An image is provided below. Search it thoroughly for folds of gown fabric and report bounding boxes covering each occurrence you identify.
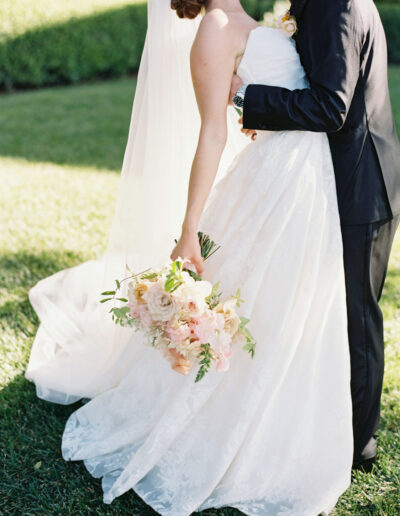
[28,26,353,516]
[26,258,141,404]
[61,130,353,516]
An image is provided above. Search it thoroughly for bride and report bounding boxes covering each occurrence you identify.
[26,0,353,514]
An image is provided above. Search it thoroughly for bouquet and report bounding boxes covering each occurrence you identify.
[101,233,256,382]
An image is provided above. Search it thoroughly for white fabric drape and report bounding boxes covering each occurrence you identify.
[61,25,353,516]
[25,0,247,404]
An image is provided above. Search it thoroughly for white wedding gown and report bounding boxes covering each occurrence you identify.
[26,26,353,515]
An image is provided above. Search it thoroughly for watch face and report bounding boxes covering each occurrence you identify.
[233,96,244,108]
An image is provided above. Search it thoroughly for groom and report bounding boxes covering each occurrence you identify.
[233,0,400,470]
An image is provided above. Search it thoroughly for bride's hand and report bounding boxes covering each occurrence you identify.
[170,230,204,276]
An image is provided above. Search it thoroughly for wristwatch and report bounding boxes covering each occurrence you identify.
[232,84,248,109]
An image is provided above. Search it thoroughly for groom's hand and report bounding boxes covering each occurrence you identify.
[230,74,257,141]
[238,115,257,141]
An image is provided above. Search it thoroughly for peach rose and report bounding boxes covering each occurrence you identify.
[133,282,149,304]
[165,348,192,376]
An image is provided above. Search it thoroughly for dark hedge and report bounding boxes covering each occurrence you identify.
[1,1,400,91]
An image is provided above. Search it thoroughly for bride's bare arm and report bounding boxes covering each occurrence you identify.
[170,12,237,273]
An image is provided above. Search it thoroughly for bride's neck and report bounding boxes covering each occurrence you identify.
[205,0,244,14]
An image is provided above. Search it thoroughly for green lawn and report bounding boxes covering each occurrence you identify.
[1,70,400,514]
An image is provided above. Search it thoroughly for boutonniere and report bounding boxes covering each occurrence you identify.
[278,11,298,38]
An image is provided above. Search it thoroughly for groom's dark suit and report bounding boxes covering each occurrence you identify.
[243,0,400,465]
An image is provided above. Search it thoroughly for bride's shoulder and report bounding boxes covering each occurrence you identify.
[195,9,236,43]
[192,9,236,56]
[200,8,229,31]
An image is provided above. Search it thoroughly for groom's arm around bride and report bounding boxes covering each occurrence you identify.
[241,0,400,469]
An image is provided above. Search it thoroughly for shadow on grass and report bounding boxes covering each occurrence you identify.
[0,374,161,515]
[0,377,244,515]
[0,249,86,333]
[0,248,160,514]
[1,373,398,516]
[0,249,245,514]
[1,243,399,514]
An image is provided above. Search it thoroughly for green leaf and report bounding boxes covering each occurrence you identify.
[169,281,183,293]
[101,290,116,296]
[234,288,245,307]
[164,278,175,292]
[239,317,250,327]
[115,279,121,289]
[112,306,130,317]
[140,272,158,280]
[184,268,202,281]
[195,343,213,382]
[100,297,113,303]
[197,231,221,261]
[206,281,222,308]
[109,306,132,327]
[238,317,256,358]
[116,297,128,302]
[242,340,256,359]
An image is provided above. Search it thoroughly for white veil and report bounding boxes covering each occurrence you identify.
[106,0,246,273]
[26,0,247,404]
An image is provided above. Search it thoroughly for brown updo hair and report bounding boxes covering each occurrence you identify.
[171,0,206,19]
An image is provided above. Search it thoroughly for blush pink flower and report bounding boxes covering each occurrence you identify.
[166,323,191,344]
[194,311,225,344]
[215,347,233,372]
[138,304,152,328]
[128,301,141,319]
[209,329,232,355]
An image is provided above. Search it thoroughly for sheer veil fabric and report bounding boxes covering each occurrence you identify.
[25,0,247,403]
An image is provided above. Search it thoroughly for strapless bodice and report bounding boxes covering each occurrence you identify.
[237,26,308,91]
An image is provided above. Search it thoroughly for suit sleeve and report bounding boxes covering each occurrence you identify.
[243,0,363,133]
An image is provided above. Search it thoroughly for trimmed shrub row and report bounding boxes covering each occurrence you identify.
[1,2,400,91]
[0,3,147,91]
[378,5,400,63]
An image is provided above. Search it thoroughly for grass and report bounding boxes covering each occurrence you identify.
[0,78,136,170]
[1,67,400,514]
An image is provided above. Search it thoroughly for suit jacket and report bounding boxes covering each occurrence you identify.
[243,0,400,225]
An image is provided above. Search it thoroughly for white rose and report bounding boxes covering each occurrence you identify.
[143,283,178,322]
[177,279,213,316]
[281,19,297,37]
[209,330,232,354]
[215,299,240,336]
[223,312,240,336]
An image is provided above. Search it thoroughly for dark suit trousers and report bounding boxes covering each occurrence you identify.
[341,215,400,463]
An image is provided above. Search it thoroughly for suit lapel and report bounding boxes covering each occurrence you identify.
[290,0,309,21]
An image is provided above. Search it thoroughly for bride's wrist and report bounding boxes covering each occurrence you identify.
[182,220,198,236]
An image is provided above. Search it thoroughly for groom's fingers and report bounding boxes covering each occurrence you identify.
[241,127,258,139]
[238,115,257,140]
